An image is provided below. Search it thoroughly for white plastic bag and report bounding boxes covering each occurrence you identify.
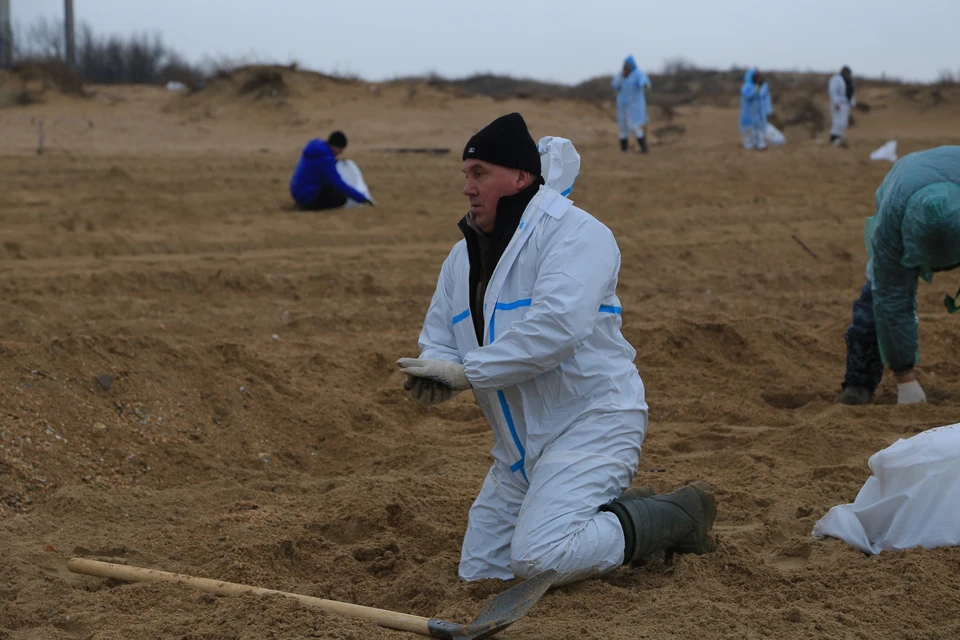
[336,159,373,208]
[870,140,898,163]
[812,422,960,554]
[765,123,785,147]
[166,81,187,92]
[537,136,580,197]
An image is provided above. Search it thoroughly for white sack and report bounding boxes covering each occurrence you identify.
[765,123,786,147]
[336,159,374,208]
[870,140,899,163]
[812,422,960,554]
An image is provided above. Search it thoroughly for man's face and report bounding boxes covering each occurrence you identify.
[461,159,528,233]
[754,71,765,84]
[330,145,344,158]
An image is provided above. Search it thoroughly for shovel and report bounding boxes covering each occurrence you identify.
[67,558,557,639]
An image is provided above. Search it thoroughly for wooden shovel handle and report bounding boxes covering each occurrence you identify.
[67,558,432,636]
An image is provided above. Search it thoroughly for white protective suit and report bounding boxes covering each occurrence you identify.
[829,73,855,142]
[417,141,647,584]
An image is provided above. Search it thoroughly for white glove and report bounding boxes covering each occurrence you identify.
[897,380,927,405]
[403,375,458,406]
[396,358,471,391]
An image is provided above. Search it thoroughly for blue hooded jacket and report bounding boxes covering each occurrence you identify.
[611,55,651,126]
[739,69,773,133]
[289,139,368,207]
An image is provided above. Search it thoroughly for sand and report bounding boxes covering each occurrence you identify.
[2,69,960,639]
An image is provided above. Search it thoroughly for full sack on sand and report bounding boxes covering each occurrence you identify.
[812,422,960,554]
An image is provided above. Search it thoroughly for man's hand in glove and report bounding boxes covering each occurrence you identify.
[897,380,927,405]
[895,370,927,405]
[397,358,471,392]
[403,375,458,406]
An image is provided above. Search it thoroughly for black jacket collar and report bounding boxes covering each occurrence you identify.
[457,177,544,252]
[456,177,544,344]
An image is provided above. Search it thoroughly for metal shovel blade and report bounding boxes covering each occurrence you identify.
[426,569,559,640]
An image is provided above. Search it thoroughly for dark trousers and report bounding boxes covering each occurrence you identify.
[299,186,347,211]
[842,281,885,392]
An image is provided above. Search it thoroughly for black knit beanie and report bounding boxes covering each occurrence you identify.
[463,113,540,175]
[328,131,348,149]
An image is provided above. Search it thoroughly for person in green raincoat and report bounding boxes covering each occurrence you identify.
[839,146,960,405]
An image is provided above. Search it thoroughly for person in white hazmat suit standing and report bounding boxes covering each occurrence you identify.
[829,66,855,147]
[612,55,652,154]
[396,113,716,586]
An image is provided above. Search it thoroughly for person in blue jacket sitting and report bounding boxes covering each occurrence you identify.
[289,131,374,210]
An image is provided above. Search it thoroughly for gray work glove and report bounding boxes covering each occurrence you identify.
[897,380,927,405]
[403,376,458,406]
[397,358,471,406]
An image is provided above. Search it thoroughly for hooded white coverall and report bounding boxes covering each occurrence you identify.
[829,74,855,141]
[417,187,648,584]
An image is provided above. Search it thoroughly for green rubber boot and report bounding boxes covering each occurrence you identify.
[602,480,716,565]
[619,486,656,500]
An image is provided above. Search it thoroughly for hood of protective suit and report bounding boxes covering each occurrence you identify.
[623,55,637,72]
[741,69,764,98]
[537,136,580,197]
[902,183,960,278]
[868,146,960,282]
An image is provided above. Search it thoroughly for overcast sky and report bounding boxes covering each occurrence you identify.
[12,0,960,83]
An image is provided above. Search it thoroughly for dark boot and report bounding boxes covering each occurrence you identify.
[837,386,873,405]
[619,138,628,152]
[620,486,656,499]
[613,486,660,566]
[602,481,716,565]
[638,136,649,154]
